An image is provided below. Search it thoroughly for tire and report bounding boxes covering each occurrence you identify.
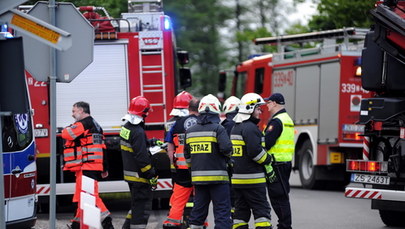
[379,210,405,227]
[298,139,321,189]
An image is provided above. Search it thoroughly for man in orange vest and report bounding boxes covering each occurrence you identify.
[163,97,199,229]
[62,101,113,229]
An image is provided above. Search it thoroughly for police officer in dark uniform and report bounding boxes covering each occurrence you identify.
[231,93,275,229]
[264,93,294,229]
[184,94,233,229]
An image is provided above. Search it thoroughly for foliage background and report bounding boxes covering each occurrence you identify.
[23,0,375,97]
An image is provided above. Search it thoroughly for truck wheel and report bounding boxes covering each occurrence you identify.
[379,210,405,227]
[298,140,321,189]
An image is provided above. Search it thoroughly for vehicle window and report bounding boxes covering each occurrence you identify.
[2,113,32,152]
[235,72,246,98]
[254,68,264,94]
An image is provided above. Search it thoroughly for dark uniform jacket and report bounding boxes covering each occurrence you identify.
[120,121,155,184]
[231,117,272,188]
[184,114,233,185]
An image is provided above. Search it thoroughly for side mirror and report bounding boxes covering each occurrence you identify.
[179,67,192,89]
[218,71,227,92]
[177,50,189,66]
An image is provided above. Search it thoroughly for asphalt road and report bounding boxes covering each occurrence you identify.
[35,171,403,229]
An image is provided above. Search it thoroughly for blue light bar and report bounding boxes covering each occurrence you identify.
[164,17,171,30]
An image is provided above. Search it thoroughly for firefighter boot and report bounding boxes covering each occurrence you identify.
[102,216,114,229]
[163,222,182,229]
[67,221,80,229]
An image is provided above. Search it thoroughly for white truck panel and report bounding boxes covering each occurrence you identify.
[56,43,129,132]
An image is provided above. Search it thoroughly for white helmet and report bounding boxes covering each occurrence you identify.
[198,94,221,114]
[223,96,241,114]
[238,93,265,114]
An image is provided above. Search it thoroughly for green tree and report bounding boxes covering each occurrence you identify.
[164,0,233,96]
[308,0,375,31]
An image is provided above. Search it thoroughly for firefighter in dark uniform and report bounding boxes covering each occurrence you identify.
[165,91,194,181]
[263,93,294,229]
[62,101,113,229]
[221,96,241,136]
[120,96,158,229]
[231,93,276,229]
[220,96,241,218]
[163,98,199,228]
[184,94,233,229]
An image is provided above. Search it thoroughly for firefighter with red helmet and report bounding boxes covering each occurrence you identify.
[162,97,199,229]
[165,91,194,133]
[62,101,113,229]
[184,94,233,229]
[231,93,275,229]
[120,96,157,229]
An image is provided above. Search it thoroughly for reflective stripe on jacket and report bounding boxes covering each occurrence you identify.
[120,122,155,183]
[185,123,232,185]
[61,116,105,172]
[231,120,271,188]
[265,112,295,162]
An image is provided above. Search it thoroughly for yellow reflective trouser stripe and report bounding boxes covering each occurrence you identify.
[185,202,194,208]
[231,140,245,145]
[141,164,152,173]
[124,175,149,183]
[120,145,133,152]
[255,222,272,227]
[233,222,248,229]
[231,178,266,184]
[192,176,229,182]
[186,136,217,143]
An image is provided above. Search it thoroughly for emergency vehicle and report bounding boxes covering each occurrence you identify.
[26,0,191,206]
[219,28,371,189]
[0,35,37,228]
[345,1,405,226]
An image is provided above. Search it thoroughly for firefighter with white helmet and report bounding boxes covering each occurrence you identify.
[184,94,233,228]
[120,96,158,229]
[221,96,241,136]
[231,92,276,229]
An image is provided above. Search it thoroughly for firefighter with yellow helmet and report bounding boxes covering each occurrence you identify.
[184,94,233,228]
[231,93,276,229]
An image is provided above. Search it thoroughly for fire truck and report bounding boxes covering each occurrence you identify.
[219,28,371,189]
[344,0,405,227]
[26,0,191,207]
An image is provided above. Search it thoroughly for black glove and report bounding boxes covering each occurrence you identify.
[148,138,164,147]
[264,163,277,183]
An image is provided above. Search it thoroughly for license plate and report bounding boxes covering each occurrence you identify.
[34,128,48,137]
[351,173,390,185]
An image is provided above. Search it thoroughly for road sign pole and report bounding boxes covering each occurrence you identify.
[49,1,57,228]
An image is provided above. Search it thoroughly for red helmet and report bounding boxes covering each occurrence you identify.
[173,91,193,109]
[128,96,151,117]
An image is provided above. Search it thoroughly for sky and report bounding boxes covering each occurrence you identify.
[286,0,318,29]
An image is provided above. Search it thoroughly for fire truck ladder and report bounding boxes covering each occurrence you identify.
[139,31,167,126]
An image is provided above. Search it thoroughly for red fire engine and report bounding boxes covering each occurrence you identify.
[345,1,405,226]
[219,28,370,189]
[26,0,191,206]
